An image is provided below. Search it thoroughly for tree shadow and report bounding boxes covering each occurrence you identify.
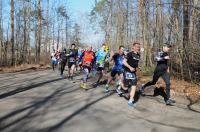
[36,91,115,132]
[0,69,45,80]
[0,76,68,99]
[183,88,200,113]
[142,87,200,113]
[0,74,48,91]
[0,85,80,131]
[133,114,200,132]
[186,96,200,113]
[90,79,108,89]
[142,87,168,102]
[119,90,142,103]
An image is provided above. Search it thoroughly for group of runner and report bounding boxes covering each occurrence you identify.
[51,42,175,107]
[51,43,80,80]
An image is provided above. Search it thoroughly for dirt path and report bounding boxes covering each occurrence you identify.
[0,70,200,132]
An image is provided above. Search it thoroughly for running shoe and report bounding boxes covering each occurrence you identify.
[128,101,136,108]
[165,98,176,105]
[116,88,123,96]
[82,83,87,89]
[93,82,99,88]
[80,83,84,88]
[104,85,110,93]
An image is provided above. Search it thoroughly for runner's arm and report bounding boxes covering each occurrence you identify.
[123,58,135,72]
[78,51,84,63]
[110,53,117,61]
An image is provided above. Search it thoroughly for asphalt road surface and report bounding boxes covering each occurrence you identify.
[0,69,200,132]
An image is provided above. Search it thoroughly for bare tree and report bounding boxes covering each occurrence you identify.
[0,0,3,65]
[183,0,192,80]
[10,0,15,66]
[36,0,41,64]
[27,0,31,64]
[22,0,27,64]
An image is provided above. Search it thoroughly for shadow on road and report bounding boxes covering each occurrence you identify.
[1,70,200,131]
[0,74,49,91]
[133,114,200,132]
[186,97,200,113]
[140,86,200,113]
[142,87,167,100]
[0,85,80,131]
[36,91,115,132]
[0,76,68,99]
[0,72,114,132]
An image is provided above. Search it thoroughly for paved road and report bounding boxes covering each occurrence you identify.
[0,69,200,132]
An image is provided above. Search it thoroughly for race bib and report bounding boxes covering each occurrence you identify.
[70,58,75,62]
[125,72,136,80]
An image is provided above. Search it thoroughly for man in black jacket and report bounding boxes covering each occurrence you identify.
[139,44,175,105]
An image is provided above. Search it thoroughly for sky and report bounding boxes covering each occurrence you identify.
[67,0,104,46]
[1,0,104,46]
[68,0,94,15]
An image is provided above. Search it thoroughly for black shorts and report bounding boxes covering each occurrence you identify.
[61,61,66,65]
[123,72,137,87]
[111,70,123,77]
[97,67,104,71]
[68,62,76,68]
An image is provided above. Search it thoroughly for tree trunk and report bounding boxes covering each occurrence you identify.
[10,0,15,66]
[120,0,125,46]
[15,7,21,65]
[57,12,60,50]
[183,0,192,81]
[138,0,144,64]
[22,0,27,64]
[143,0,149,67]
[5,23,9,65]
[37,0,41,64]
[53,19,55,50]
[126,0,129,47]
[57,28,60,50]
[0,0,3,65]
[109,0,113,49]
[46,0,49,64]
[65,15,68,48]
[27,0,31,64]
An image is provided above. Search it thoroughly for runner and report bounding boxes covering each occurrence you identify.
[139,44,175,105]
[123,42,140,107]
[55,49,61,70]
[104,44,110,73]
[51,49,56,71]
[93,43,108,87]
[77,48,84,72]
[79,46,95,89]
[104,45,125,93]
[67,43,78,80]
[75,46,79,72]
[60,48,67,76]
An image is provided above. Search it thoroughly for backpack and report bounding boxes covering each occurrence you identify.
[82,51,94,67]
